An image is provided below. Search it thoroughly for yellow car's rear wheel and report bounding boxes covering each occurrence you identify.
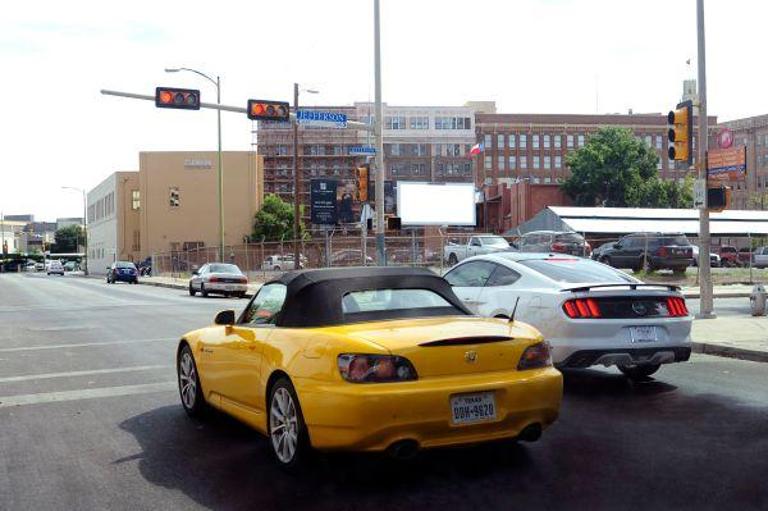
[268,378,309,469]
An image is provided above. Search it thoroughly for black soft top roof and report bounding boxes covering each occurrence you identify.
[268,267,471,327]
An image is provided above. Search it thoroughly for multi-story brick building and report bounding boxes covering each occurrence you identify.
[716,114,768,209]
[474,112,718,189]
[255,101,494,223]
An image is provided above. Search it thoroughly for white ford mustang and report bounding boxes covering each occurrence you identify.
[444,252,692,380]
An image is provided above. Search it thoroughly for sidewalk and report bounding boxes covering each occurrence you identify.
[681,284,754,299]
[691,315,768,363]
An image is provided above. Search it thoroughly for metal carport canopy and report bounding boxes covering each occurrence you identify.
[549,207,768,236]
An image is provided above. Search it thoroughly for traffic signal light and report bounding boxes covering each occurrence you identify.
[357,165,370,202]
[247,100,290,121]
[707,186,731,212]
[386,216,402,230]
[668,100,693,165]
[155,87,200,110]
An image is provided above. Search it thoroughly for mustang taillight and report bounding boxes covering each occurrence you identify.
[563,298,602,319]
[239,277,248,284]
[517,342,552,370]
[666,297,689,317]
[337,354,418,383]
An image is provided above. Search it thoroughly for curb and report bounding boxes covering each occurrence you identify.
[138,280,256,298]
[691,342,768,363]
[683,292,751,299]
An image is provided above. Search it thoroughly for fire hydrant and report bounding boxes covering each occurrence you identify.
[750,284,766,316]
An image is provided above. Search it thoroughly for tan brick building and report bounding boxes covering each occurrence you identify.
[87,151,263,274]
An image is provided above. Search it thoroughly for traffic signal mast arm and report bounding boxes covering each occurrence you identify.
[100,89,374,131]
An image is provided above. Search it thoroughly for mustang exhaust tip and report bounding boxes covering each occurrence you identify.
[386,439,420,460]
[518,423,542,442]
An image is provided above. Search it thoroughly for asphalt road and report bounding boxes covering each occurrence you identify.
[1,273,766,511]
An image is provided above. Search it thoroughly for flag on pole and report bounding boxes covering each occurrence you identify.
[469,142,484,156]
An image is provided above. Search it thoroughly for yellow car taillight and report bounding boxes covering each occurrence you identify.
[337,354,418,383]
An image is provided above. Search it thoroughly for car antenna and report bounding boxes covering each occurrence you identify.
[509,297,520,323]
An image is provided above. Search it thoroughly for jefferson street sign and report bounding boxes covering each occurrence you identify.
[296,110,348,128]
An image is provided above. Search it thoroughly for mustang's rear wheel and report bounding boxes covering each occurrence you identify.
[268,378,309,470]
[178,345,206,417]
[619,363,661,380]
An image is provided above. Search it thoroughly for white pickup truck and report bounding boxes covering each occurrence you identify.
[444,235,512,265]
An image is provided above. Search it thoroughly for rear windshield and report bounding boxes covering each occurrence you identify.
[518,258,637,284]
[115,262,136,269]
[341,288,462,320]
[554,233,585,243]
[209,264,241,274]
[658,236,690,246]
[478,236,509,247]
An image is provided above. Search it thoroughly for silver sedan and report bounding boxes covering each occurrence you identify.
[189,263,248,298]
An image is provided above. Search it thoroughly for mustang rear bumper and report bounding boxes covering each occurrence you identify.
[296,368,562,451]
[557,346,691,368]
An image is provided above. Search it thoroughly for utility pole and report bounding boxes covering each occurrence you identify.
[697,0,714,318]
[374,0,385,265]
[293,82,301,267]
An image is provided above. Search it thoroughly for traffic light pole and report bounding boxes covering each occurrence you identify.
[696,0,715,319]
[373,0,386,266]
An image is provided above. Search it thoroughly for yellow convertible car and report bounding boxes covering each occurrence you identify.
[177,267,562,468]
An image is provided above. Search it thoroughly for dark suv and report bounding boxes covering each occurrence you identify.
[598,233,693,274]
[518,230,591,257]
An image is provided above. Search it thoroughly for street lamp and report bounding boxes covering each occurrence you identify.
[165,67,224,261]
[62,186,88,275]
[292,84,319,267]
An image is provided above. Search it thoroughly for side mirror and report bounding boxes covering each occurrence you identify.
[192,270,199,276]
[214,310,235,325]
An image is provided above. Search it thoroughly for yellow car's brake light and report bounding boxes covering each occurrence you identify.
[337,354,418,383]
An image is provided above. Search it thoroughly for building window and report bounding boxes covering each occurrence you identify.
[555,155,562,168]
[578,134,585,147]
[169,187,180,208]
[484,156,492,169]
[131,190,140,210]
[497,134,505,150]
[409,116,429,129]
[544,156,551,169]
[645,135,652,147]
[435,116,471,129]
[509,134,517,149]
[655,135,662,149]
[484,134,492,150]
[520,157,527,170]
[389,144,401,156]
[276,145,290,156]
[508,155,516,169]
[554,135,562,149]
[543,135,551,149]
[567,135,574,148]
[533,156,540,169]
[384,116,406,129]
[519,134,527,148]
[498,156,505,170]
[533,135,540,149]
[332,145,344,155]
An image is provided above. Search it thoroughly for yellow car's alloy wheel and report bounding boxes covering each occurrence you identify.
[270,387,299,464]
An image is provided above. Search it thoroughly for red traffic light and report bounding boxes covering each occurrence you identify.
[155,87,200,110]
[247,99,290,121]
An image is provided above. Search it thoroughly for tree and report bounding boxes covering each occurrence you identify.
[52,225,84,253]
[561,127,691,208]
[251,194,306,242]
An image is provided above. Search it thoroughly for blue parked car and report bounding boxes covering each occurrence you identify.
[107,261,139,284]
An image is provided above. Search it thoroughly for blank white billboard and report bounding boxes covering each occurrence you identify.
[397,182,476,226]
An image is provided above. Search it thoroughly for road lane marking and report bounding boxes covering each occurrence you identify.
[0,337,178,353]
[0,381,177,408]
[0,364,172,383]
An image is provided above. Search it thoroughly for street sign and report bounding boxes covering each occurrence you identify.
[708,146,747,181]
[349,146,376,155]
[296,110,348,128]
[310,179,338,225]
[693,178,706,209]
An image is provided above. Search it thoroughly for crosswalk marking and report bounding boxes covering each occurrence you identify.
[0,337,177,353]
[0,381,177,408]
[0,364,172,383]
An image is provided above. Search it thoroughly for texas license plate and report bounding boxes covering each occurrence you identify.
[450,392,496,425]
[630,326,658,343]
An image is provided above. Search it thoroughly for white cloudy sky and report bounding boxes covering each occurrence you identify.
[1,0,766,220]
